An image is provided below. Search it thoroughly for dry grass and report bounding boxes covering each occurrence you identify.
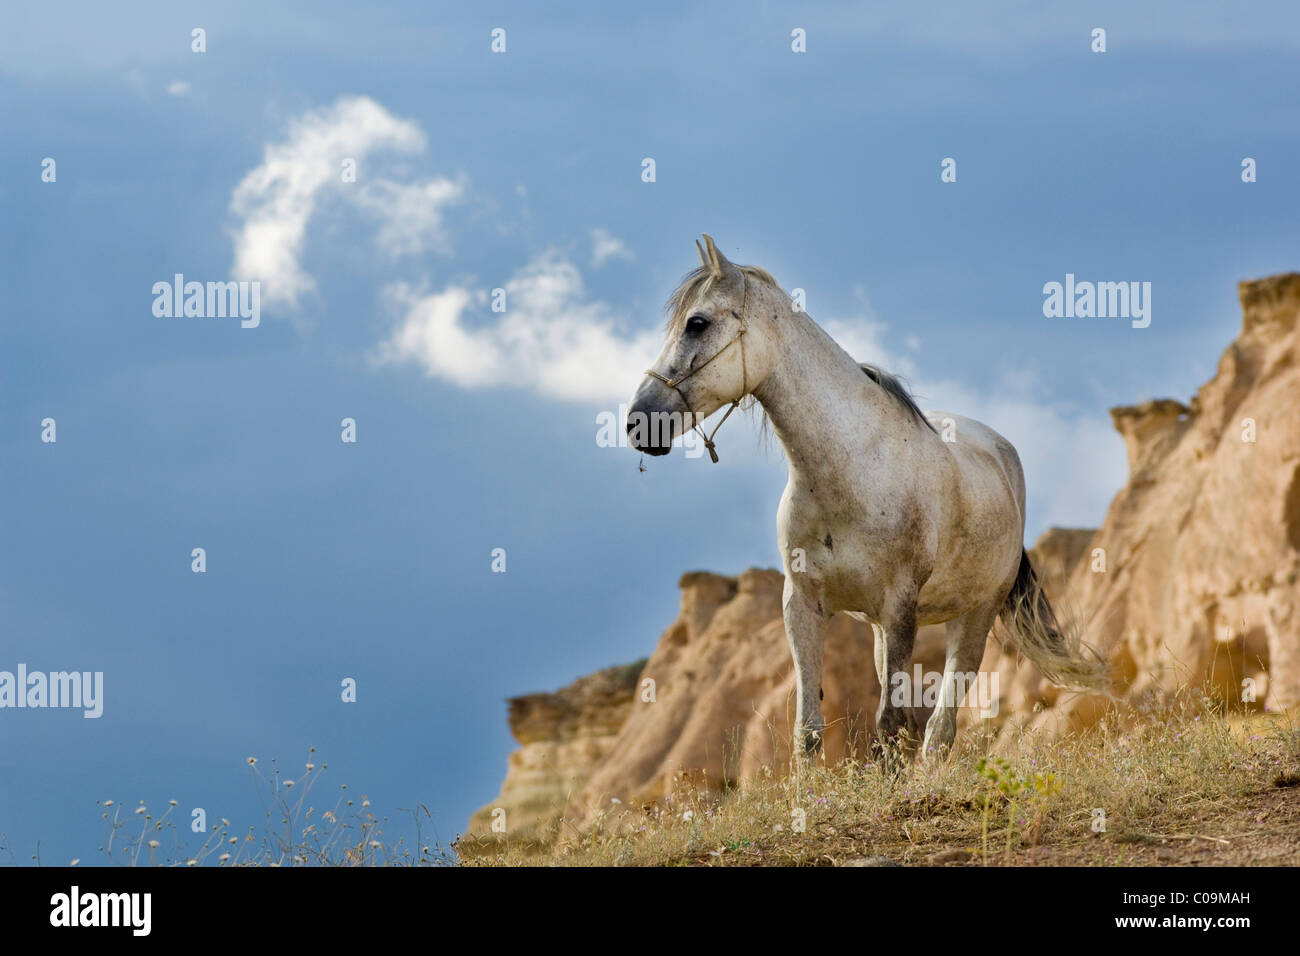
[456,689,1300,867]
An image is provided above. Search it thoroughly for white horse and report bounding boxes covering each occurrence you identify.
[627,235,1108,762]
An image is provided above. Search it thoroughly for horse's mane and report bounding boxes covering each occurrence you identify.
[665,262,935,435]
[859,364,938,433]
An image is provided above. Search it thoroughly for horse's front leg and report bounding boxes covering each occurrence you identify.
[871,591,920,769]
[782,578,827,760]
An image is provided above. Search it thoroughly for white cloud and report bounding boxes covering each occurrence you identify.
[228,96,463,309]
[373,252,660,404]
[354,177,465,257]
[590,228,634,267]
[822,317,907,374]
[165,80,190,97]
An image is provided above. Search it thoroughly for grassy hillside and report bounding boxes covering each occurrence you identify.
[456,692,1300,867]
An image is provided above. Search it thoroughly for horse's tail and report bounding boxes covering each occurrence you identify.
[999,549,1110,693]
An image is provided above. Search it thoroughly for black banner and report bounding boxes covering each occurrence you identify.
[0,865,1273,940]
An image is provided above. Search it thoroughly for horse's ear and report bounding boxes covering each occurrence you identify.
[701,233,731,279]
[695,239,709,270]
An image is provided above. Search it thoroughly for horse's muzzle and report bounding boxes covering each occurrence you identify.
[626,379,685,456]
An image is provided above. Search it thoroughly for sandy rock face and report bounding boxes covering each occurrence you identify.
[1012,273,1300,735]
[467,569,898,838]
[467,661,644,840]
[469,272,1300,839]
[558,568,891,828]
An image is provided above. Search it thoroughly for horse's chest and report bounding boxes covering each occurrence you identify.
[780,507,896,614]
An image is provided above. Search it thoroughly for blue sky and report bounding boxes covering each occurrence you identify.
[2,0,1298,864]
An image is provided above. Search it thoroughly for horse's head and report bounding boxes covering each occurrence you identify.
[627,234,776,461]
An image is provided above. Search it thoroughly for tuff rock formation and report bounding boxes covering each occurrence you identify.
[1003,273,1300,739]
[466,661,645,842]
[468,272,1300,840]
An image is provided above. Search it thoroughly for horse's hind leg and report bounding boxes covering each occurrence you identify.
[871,593,920,768]
[921,604,998,760]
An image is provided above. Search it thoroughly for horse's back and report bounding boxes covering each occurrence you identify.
[924,410,1025,513]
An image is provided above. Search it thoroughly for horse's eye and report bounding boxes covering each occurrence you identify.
[685,315,710,335]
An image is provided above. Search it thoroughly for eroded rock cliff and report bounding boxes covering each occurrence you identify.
[467,661,644,841]
[1002,273,1300,741]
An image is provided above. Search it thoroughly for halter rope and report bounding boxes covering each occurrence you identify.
[644,272,749,463]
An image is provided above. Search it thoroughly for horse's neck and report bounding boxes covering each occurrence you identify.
[753,307,905,482]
